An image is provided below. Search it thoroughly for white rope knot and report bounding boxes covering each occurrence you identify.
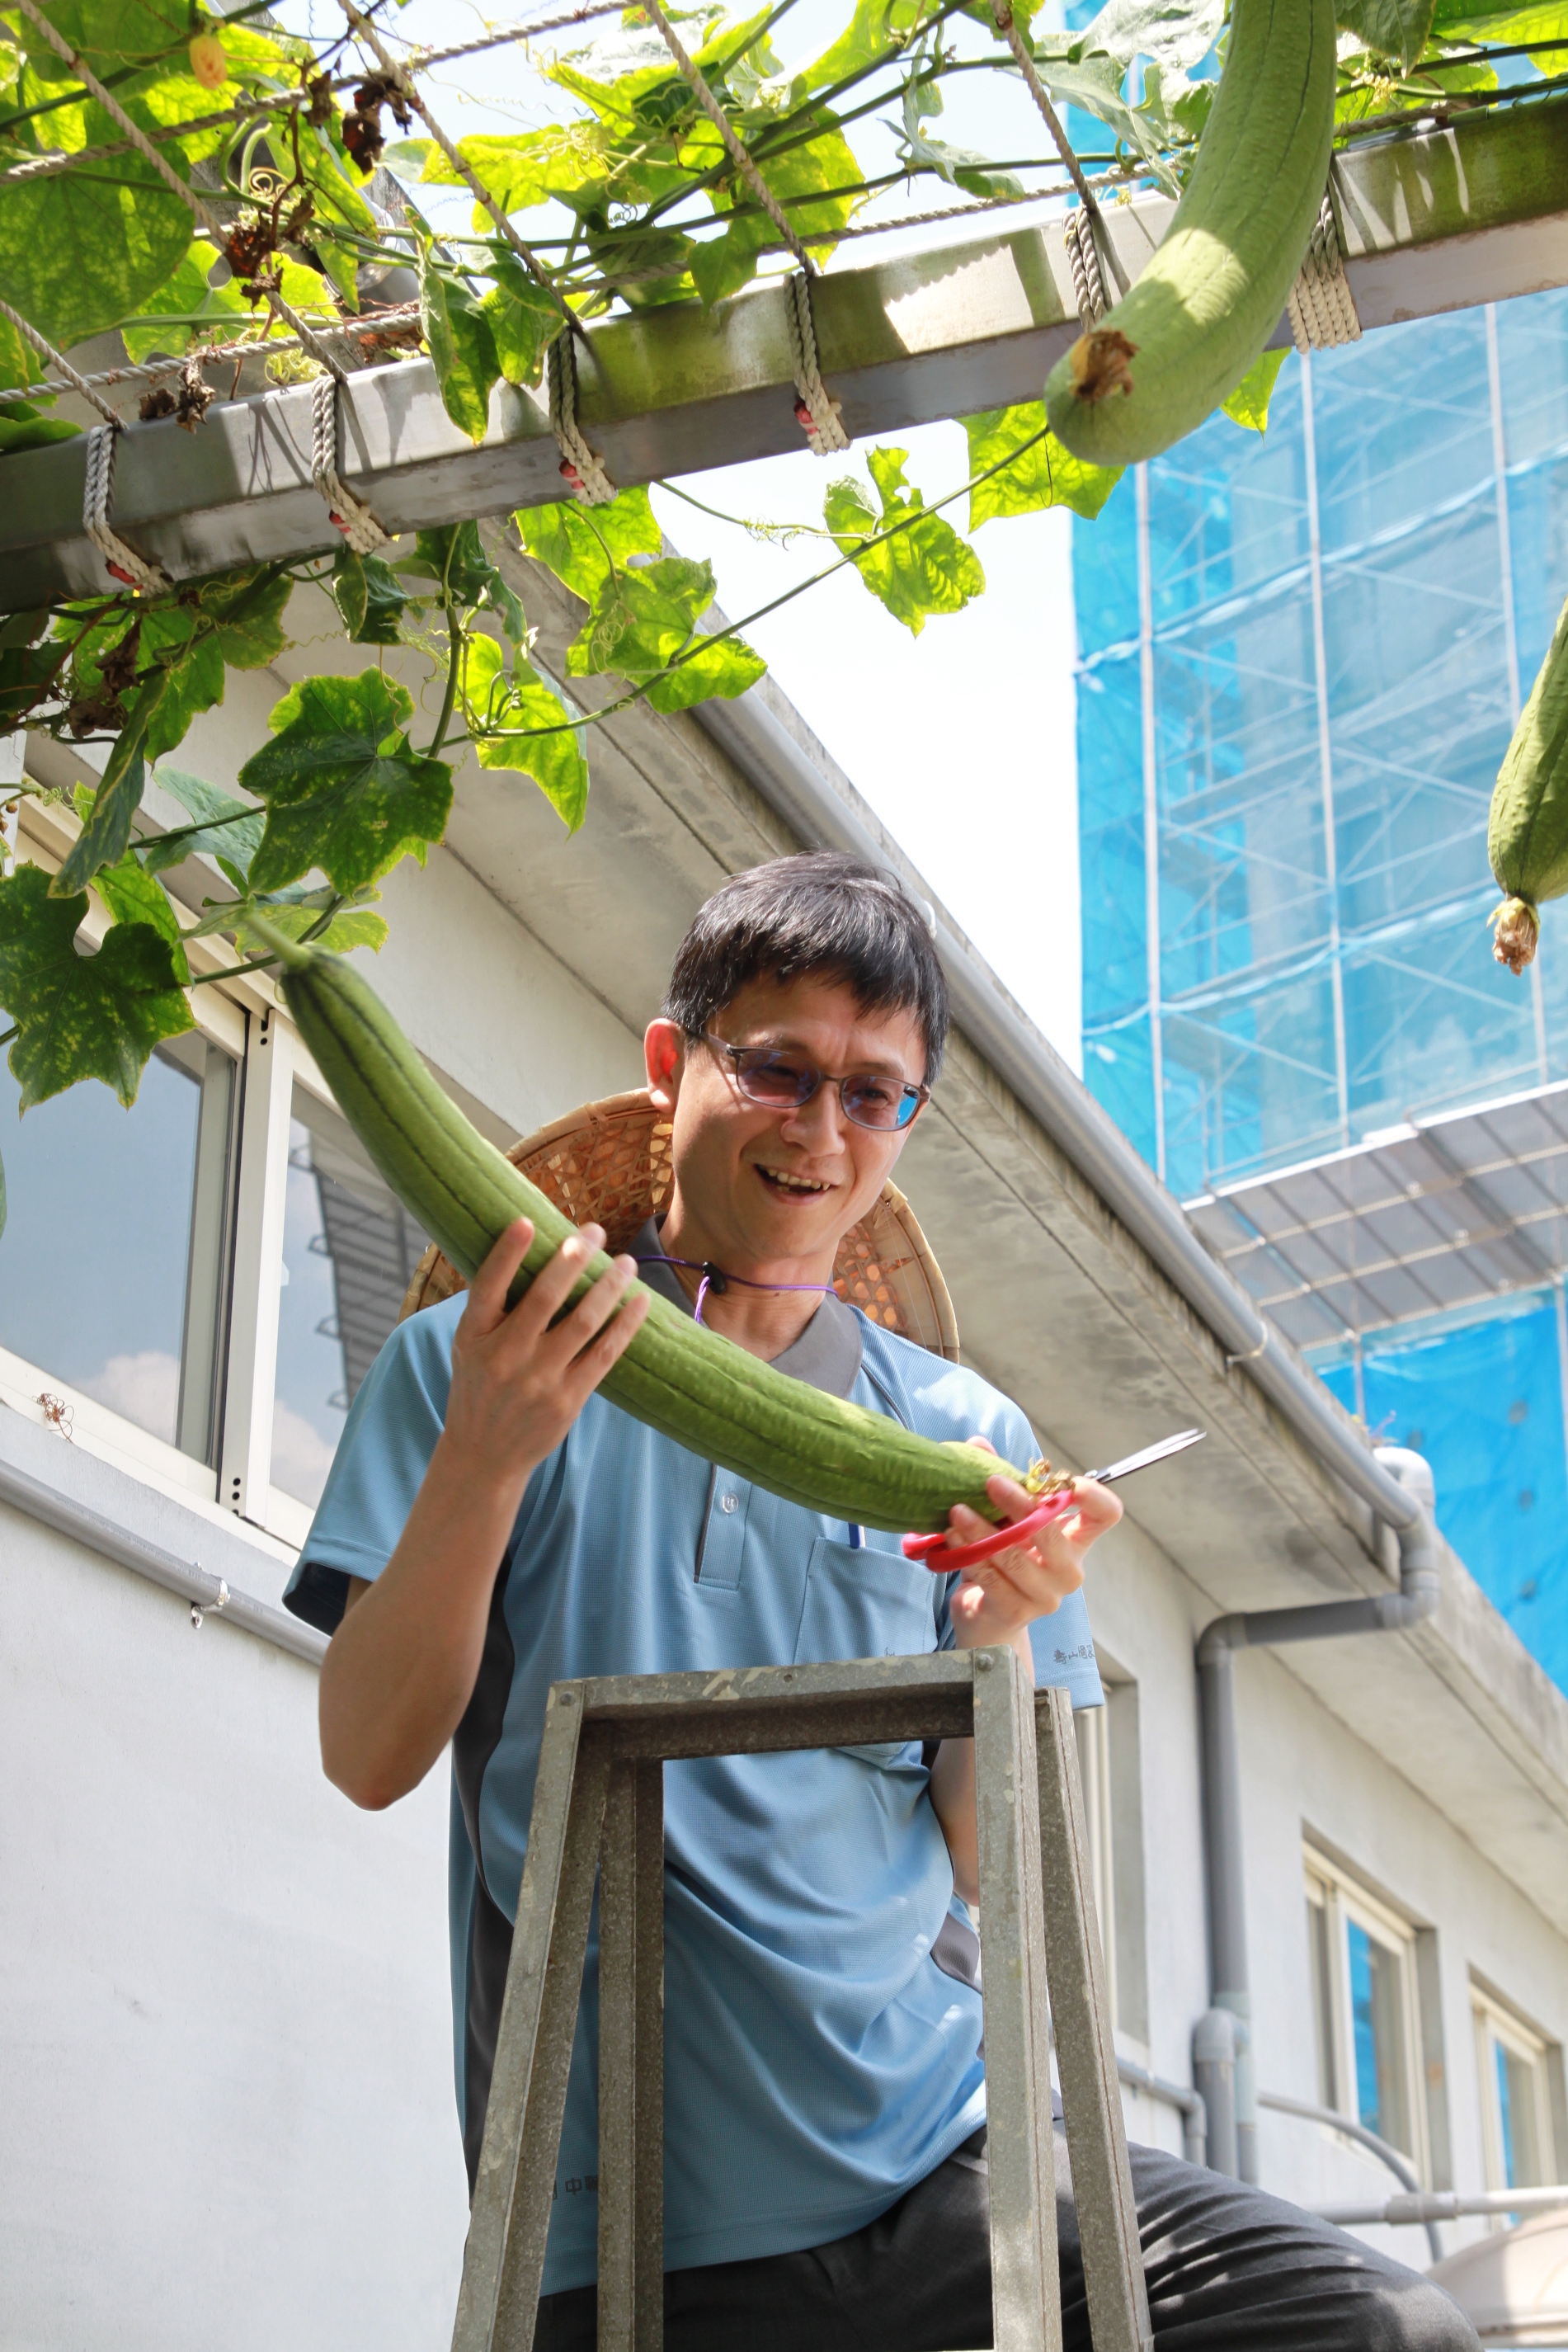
[1288,193,1361,353]
[82,423,172,593]
[309,370,392,554]
[547,333,617,506]
[1063,207,1109,331]
[784,273,849,456]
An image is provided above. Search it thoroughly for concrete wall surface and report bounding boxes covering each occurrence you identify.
[0,1449,469,2351]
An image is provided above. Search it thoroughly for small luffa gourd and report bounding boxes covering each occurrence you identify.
[1488,590,1568,974]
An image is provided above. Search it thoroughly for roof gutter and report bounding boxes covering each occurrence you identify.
[695,691,1419,1534]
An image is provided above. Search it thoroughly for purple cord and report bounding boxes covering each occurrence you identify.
[636,1252,835,1329]
[641,1250,863,1548]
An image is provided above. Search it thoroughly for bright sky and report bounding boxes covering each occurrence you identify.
[278,0,1086,1065]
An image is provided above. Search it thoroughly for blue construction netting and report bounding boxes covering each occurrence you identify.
[1316,1303,1568,1689]
[1075,286,1568,1694]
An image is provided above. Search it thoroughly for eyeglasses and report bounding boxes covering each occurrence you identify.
[700,1034,929,1132]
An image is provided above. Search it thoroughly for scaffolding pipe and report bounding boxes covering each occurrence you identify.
[1191,1450,1439,2190]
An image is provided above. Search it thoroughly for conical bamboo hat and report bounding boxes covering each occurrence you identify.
[398,1087,959,1361]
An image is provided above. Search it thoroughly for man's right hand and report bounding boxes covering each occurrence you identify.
[440,1218,649,1501]
[318,1220,648,1812]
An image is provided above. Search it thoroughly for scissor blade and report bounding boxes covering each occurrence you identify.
[1087,1428,1206,1486]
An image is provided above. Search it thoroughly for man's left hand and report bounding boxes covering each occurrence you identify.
[942,1438,1121,1647]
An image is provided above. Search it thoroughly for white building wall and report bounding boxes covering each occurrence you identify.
[1,1473,464,2351]
[1085,1501,1568,2264]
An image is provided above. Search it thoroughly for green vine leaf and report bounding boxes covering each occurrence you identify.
[404,524,527,643]
[963,406,1123,526]
[825,447,985,634]
[791,0,936,97]
[332,547,410,646]
[0,394,78,455]
[1335,0,1438,67]
[418,239,501,442]
[480,252,564,389]
[688,115,863,307]
[564,552,765,709]
[53,704,153,897]
[120,243,247,365]
[141,768,263,890]
[0,87,197,348]
[417,125,619,221]
[0,863,193,1110]
[463,634,589,832]
[92,846,190,983]
[515,488,664,603]
[238,672,454,895]
[228,885,388,958]
[134,564,294,761]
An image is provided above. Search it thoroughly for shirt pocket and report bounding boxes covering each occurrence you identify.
[795,1538,939,1768]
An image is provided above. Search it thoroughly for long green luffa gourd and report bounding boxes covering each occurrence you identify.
[1489,590,1568,975]
[268,932,1018,1532]
[1043,0,1336,467]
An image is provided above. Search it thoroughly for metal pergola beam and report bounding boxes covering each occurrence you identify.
[2,93,1565,609]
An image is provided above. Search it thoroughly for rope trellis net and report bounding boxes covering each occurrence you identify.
[0,0,1521,587]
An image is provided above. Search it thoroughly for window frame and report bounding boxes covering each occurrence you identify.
[1304,1846,1431,2177]
[1471,1978,1559,2201]
[2,807,255,1506]
[1075,1696,1118,2031]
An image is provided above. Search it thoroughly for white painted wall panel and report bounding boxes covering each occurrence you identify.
[0,1511,468,2350]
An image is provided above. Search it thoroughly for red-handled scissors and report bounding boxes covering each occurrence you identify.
[902,1427,1205,1573]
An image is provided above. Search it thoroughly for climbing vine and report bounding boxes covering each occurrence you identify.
[0,0,1561,1219]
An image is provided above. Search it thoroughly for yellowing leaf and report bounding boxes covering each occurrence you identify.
[418,241,499,442]
[963,404,1123,526]
[240,672,454,895]
[463,634,589,832]
[516,488,664,603]
[1221,346,1289,435]
[825,447,984,635]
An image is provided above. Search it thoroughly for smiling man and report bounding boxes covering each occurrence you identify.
[285,853,1475,2352]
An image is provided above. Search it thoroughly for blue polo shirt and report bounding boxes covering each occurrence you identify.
[285,1251,1101,2292]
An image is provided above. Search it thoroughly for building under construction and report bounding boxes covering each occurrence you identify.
[1078,285,1568,1693]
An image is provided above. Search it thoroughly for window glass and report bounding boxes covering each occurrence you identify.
[0,1032,235,1457]
[1348,1919,1410,2151]
[1493,2035,1542,2189]
[271,1086,429,1506]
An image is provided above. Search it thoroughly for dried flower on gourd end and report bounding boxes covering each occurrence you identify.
[1490,895,1539,975]
[1023,1457,1073,1499]
[1068,328,1138,404]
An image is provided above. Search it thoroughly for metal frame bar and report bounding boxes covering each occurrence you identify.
[3,97,1566,608]
[450,1649,1148,2352]
[216,1000,293,1526]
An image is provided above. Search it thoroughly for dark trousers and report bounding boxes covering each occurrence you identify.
[534,2128,1480,2352]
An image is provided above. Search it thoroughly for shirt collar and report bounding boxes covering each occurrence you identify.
[630,1218,864,1401]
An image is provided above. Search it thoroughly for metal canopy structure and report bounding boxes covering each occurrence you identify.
[1186,1076,1568,1351]
[2,92,1566,609]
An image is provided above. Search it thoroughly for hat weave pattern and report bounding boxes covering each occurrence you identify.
[399,1090,958,1360]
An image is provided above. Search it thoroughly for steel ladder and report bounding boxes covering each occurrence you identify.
[450,1644,1154,2352]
